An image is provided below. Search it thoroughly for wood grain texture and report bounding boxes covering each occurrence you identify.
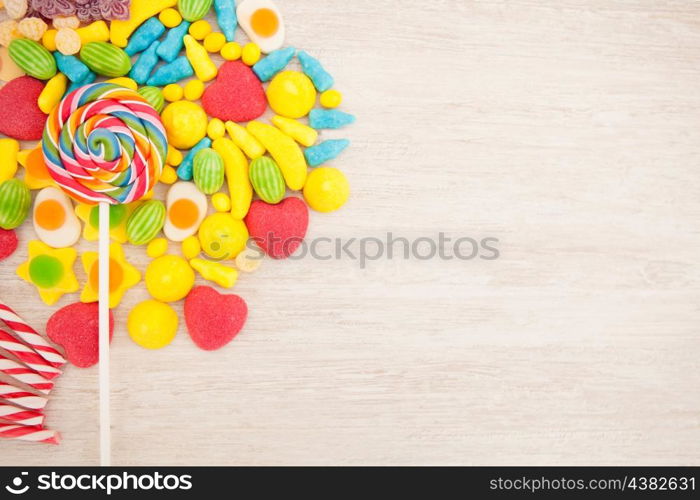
[1,0,699,465]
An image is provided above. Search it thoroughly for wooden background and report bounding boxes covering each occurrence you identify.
[1,0,700,465]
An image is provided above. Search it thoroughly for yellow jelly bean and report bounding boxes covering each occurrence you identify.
[190,258,238,288]
[241,42,261,66]
[207,118,225,140]
[203,32,225,53]
[0,138,19,182]
[128,300,178,350]
[247,121,307,191]
[224,121,265,159]
[162,83,184,102]
[303,167,350,213]
[76,20,109,45]
[183,79,204,101]
[320,89,343,109]
[211,192,231,212]
[220,41,241,61]
[235,247,262,273]
[41,28,57,51]
[188,19,212,40]
[181,235,201,260]
[105,76,137,90]
[212,138,252,220]
[37,73,67,114]
[110,0,178,47]
[183,35,217,82]
[166,146,182,166]
[160,165,178,184]
[159,8,182,28]
[146,237,169,258]
[271,115,318,147]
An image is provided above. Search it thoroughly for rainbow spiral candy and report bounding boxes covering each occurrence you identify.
[42,83,167,205]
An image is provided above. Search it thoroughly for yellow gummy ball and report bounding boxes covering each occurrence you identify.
[161,101,208,149]
[198,213,249,260]
[128,300,178,350]
[162,83,184,102]
[220,42,241,61]
[303,167,350,213]
[189,19,212,40]
[145,255,195,302]
[159,8,182,28]
[266,71,317,119]
[241,42,261,66]
[320,89,343,109]
[207,118,225,140]
[146,237,169,258]
[211,192,231,212]
[183,79,205,101]
[203,32,226,53]
[166,146,182,166]
[181,235,201,260]
[42,29,57,51]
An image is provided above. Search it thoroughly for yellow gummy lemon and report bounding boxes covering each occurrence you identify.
[128,300,178,349]
[266,70,317,119]
[303,167,350,213]
[145,255,195,302]
[160,101,208,149]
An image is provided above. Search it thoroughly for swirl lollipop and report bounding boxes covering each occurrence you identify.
[42,82,167,465]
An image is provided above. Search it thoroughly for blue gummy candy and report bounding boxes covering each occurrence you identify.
[156,22,191,63]
[178,138,212,181]
[214,0,237,42]
[309,109,356,130]
[297,50,334,92]
[304,139,350,167]
[130,40,161,84]
[66,72,97,94]
[54,53,91,83]
[253,47,295,82]
[125,18,165,56]
[146,56,194,86]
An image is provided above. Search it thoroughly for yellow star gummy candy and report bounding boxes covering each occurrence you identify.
[80,243,141,308]
[16,240,79,306]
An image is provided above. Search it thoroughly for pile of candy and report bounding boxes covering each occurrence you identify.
[0,0,354,363]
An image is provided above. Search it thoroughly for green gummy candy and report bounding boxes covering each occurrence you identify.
[79,42,132,77]
[178,0,214,21]
[0,179,31,230]
[193,148,224,195]
[126,200,166,245]
[28,255,63,289]
[8,39,57,80]
[89,204,127,230]
[137,86,165,113]
[249,156,286,205]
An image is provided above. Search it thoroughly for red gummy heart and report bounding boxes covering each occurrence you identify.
[0,229,18,261]
[201,60,267,122]
[244,197,309,259]
[184,286,248,351]
[0,76,47,140]
[46,302,114,368]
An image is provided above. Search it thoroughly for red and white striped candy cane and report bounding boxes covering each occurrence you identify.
[0,301,66,368]
[0,330,61,380]
[0,383,48,410]
[0,424,60,445]
[0,403,44,426]
[0,355,53,394]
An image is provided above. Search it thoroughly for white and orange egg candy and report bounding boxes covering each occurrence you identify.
[164,182,208,242]
[32,187,81,248]
[237,0,285,54]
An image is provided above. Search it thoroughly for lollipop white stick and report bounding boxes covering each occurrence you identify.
[99,203,110,466]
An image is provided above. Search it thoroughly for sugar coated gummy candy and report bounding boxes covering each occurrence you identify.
[297,50,334,92]
[55,52,91,82]
[213,0,237,41]
[308,109,356,130]
[146,55,194,86]
[304,139,351,167]
[129,40,160,84]
[124,17,165,56]
[252,46,295,82]
[156,21,191,62]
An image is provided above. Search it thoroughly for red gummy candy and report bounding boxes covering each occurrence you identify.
[0,229,18,261]
[244,197,309,259]
[0,76,48,140]
[184,286,248,351]
[202,61,267,122]
[46,302,114,368]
